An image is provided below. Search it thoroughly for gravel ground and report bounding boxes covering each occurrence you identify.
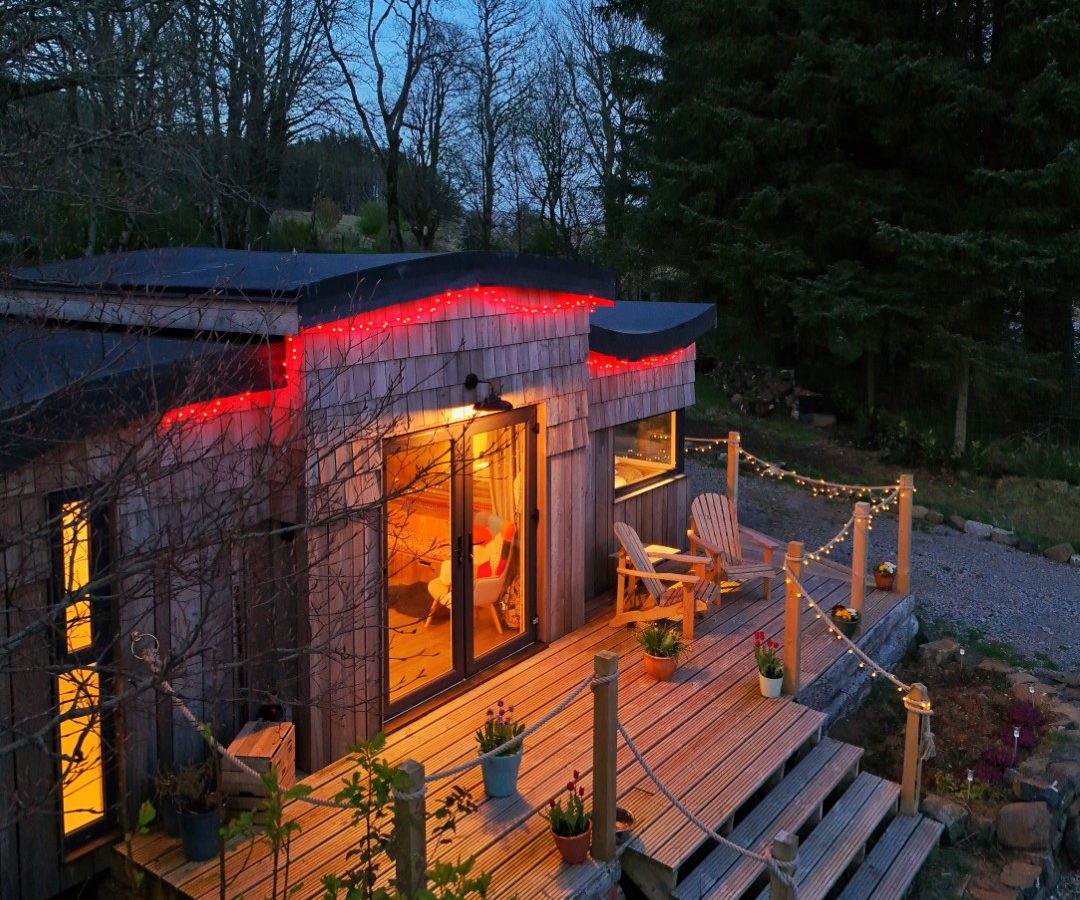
[686,459,1080,670]
[1054,873,1080,899]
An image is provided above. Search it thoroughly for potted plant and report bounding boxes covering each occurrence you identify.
[475,699,525,798]
[542,771,591,864]
[753,631,784,698]
[172,761,220,862]
[636,621,691,681]
[874,561,896,591]
[829,604,861,639]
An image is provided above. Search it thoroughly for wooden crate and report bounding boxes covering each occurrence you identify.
[221,721,296,802]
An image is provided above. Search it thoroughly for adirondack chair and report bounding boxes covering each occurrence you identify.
[688,493,783,601]
[611,521,719,639]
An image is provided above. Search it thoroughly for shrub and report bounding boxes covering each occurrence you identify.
[1007,703,1044,728]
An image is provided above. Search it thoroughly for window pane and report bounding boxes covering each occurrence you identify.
[614,412,676,490]
[60,501,92,653]
[58,668,106,836]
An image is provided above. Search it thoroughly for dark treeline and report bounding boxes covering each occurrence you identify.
[613,0,1080,452]
[1,0,1078,451]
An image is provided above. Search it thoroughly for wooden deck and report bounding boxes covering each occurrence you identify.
[120,567,910,900]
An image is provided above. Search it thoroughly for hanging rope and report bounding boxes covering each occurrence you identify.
[785,566,913,695]
[617,721,797,889]
[903,692,937,761]
[804,490,899,563]
[131,632,616,806]
[739,447,900,496]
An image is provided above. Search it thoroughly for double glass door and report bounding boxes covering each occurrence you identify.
[384,409,536,716]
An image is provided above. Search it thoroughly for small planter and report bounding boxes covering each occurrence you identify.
[643,653,678,681]
[552,822,591,865]
[874,572,895,591]
[831,615,859,639]
[615,807,635,846]
[480,748,523,798]
[180,808,219,862]
[758,673,783,698]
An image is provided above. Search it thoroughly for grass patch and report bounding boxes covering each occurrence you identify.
[687,381,1080,550]
[921,619,1035,669]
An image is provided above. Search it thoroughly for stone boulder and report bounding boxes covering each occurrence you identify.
[1007,671,1037,686]
[991,528,1019,547]
[979,658,1019,675]
[1066,798,1080,867]
[999,860,1041,893]
[917,637,959,668]
[1044,542,1076,564]
[1048,760,1080,793]
[925,510,944,526]
[997,802,1052,851]
[949,514,968,531]
[922,792,967,844]
[911,504,929,519]
[965,520,994,539]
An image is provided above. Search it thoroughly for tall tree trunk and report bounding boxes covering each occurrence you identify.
[953,356,971,454]
[865,349,876,414]
[385,148,404,251]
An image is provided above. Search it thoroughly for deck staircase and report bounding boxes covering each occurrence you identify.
[623,730,943,900]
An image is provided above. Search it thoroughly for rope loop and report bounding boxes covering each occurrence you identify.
[392,785,427,803]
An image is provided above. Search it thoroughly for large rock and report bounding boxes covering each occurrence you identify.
[991,528,1019,546]
[1048,760,1080,793]
[918,637,959,667]
[1048,700,1080,729]
[949,514,968,531]
[923,792,967,844]
[966,520,994,539]
[999,860,1041,892]
[997,802,1052,850]
[1007,671,1037,686]
[1067,799,1080,867]
[911,504,929,519]
[925,510,944,525]
[1044,542,1076,563]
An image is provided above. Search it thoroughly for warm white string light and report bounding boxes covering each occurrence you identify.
[786,563,921,702]
[804,489,899,562]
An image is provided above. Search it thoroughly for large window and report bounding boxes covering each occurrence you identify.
[52,496,114,851]
[614,411,682,493]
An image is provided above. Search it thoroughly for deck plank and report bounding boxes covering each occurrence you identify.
[120,568,911,900]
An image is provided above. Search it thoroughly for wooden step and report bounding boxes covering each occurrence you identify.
[836,813,944,900]
[756,772,900,900]
[674,738,863,900]
[621,701,825,899]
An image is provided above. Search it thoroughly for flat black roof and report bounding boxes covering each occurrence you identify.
[11,248,616,326]
[589,300,715,360]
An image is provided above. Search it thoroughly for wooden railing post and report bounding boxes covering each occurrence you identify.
[851,501,869,615]
[769,830,799,900]
[592,651,619,863]
[783,541,803,697]
[394,760,426,898]
[726,430,740,513]
[896,474,914,594]
[900,683,929,816]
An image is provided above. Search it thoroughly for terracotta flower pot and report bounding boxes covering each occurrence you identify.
[552,822,591,864]
[758,673,783,698]
[874,572,895,591]
[643,653,678,681]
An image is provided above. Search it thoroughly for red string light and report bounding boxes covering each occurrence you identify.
[160,285,610,429]
[587,347,691,376]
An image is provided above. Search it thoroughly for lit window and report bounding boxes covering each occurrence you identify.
[614,411,682,492]
[55,498,111,847]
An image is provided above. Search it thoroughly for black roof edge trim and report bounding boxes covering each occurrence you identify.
[589,303,716,360]
[299,252,615,325]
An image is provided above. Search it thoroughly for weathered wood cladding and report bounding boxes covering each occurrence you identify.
[585,352,697,597]
[0,411,304,899]
[303,288,593,766]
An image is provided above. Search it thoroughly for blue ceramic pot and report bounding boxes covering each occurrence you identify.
[480,749,523,798]
[180,808,219,862]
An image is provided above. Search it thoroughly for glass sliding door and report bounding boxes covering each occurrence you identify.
[467,418,530,664]
[384,409,536,717]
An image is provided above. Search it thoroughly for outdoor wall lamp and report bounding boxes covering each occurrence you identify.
[464,373,514,413]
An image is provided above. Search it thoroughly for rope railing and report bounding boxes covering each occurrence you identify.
[738,447,900,497]
[804,489,899,563]
[130,632,609,807]
[785,565,913,694]
[617,721,797,889]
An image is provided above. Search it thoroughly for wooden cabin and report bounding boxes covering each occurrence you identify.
[0,248,714,897]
